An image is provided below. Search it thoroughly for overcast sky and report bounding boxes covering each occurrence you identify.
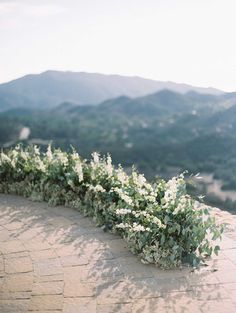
[0,0,236,91]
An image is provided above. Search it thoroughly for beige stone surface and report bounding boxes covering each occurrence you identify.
[64,297,96,313]
[4,256,33,274]
[0,194,236,312]
[60,254,89,267]
[32,281,64,295]
[3,273,34,292]
[0,299,29,312]
[4,251,29,259]
[30,249,57,261]
[97,303,132,313]
[24,237,52,251]
[0,229,11,242]
[0,240,26,254]
[64,281,95,297]
[0,291,32,300]
[33,258,63,276]
[34,273,64,283]
[4,221,24,231]
[28,295,63,311]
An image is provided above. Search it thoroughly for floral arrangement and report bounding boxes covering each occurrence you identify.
[0,145,223,268]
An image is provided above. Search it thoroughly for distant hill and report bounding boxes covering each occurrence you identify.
[0,70,223,111]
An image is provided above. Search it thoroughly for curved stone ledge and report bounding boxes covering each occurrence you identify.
[0,194,236,313]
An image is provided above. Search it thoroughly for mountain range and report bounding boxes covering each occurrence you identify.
[0,70,224,111]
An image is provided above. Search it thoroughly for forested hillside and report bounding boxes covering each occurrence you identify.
[1,89,236,212]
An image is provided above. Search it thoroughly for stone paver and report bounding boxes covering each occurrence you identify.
[28,295,63,311]
[0,240,26,254]
[0,299,29,312]
[3,273,34,292]
[30,249,57,261]
[32,281,64,295]
[33,258,63,276]
[4,256,33,274]
[0,194,236,312]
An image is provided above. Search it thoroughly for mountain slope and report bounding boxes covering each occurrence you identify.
[0,70,223,111]
[1,88,236,180]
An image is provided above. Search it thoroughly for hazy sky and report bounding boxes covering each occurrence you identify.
[1,0,236,91]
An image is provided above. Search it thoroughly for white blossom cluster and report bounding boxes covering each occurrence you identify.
[33,146,40,156]
[133,211,151,218]
[132,172,146,187]
[145,195,156,202]
[55,151,68,166]
[0,153,11,164]
[89,184,106,193]
[116,169,129,185]
[105,154,113,177]
[71,151,80,161]
[112,187,133,206]
[46,145,53,162]
[116,222,130,229]
[116,208,132,215]
[173,195,191,215]
[132,222,150,232]
[163,177,179,206]
[73,161,83,182]
[37,158,46,172]
[91,152,100,165]
[152,216,166,229]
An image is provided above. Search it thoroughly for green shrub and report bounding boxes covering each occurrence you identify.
[0,145,223,268]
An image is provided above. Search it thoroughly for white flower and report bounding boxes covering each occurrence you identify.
[120,194,133,206]
[145,183,153,192]
[95,185,106,193]
[46,146,53,162]
[37,160,46,172]
[1,153,11,163]
[20,151,28,160]
[33,146,40,156]
[73,161,83,182]
[11,159,16,168]
[132,172,147,187]
[133,211,151,218]
[146,195,156,202]
[173,196,189,215]
[116,208,132,215]
[71,151,80,161]
[138,174,146,186]
[117,169,128,185]
[12,150,18,159]
[138,188,148,196]
[90,185,106,193]
[106,154,113,177]
[163,177,179,206]
[113,187,133,206]
[56,151,68,166]
[152,216,166,229]
[92,152,100,164]
[116,223,130,229]
[142,211,150,218]
[132,223,145,232]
